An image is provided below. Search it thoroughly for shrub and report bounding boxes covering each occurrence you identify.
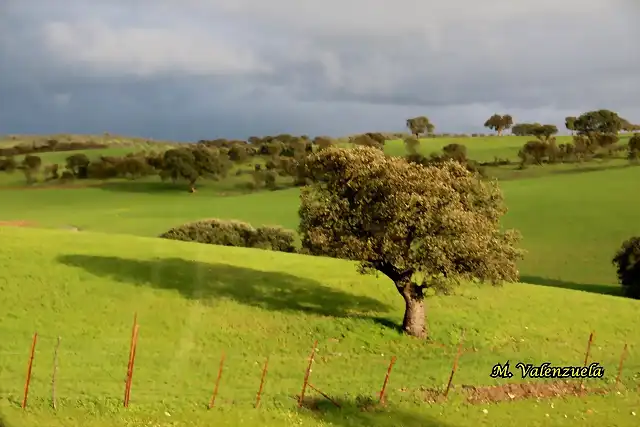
[0,156,17,172]
[612,237,640,299]
[249,226,296,252]
[264,170,278,189]
[160,219,296,253]
[59,170,75,183]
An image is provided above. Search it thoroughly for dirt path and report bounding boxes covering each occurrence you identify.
[0,220,37,227]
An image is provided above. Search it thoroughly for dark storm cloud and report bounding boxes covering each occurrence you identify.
[1,0,639,139]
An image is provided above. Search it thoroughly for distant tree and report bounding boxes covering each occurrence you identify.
[115,157,153,180]
[511,123,556,138]
[0,156,17,172]
[299,146,523,338]
[351,134,384,150]
[406,116,434,138]
[265,141,286,158]
[403,136,420,154]
[612,237,640,299]
[484,114,513,136]
[159,146,230,192]
[228,144,249,164]
[43,163,60,181]
[264,170,278,190]
[530,124,558,141]
[511,123,534,136]
[628,134,640,162]
[573,110,623,135]
[565,116,577,135]
[313,136,333,151]
[21,154,42,184]
[65,153,91,179]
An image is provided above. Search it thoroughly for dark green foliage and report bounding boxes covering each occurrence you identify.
[59,170,75,183]
[265,170,277,189]
[629,134,640,161]
[252,168,266,188]
[403,136,420,154]
[406,144,485,177]
[249,225,296,252]
[612,237,640,299]
[484,114,513,136]
[265,159,278,170]
[22,154,42,171]
[159,146,231,191]
[0,140,106,157]
[442,143,467,162]
[299,146,523,338]
[20,155,42,184]
[518,140,549,165]
[406,116,434,138]
[511,122,557,140]
[227,144,249,163]
[0,156,17,172]
[313,136,333,150]
[114,156,154,179]
[351,134,385,150]
[160,218,296,253]
[265,141,286,157]
[573,110,623,135]
[66,153,91,178]
[43,163,60,181]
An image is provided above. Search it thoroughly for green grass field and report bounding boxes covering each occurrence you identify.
[1,227,639,427]
[1,135,640,426]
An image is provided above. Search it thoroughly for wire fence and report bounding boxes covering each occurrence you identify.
[1,321,638,412]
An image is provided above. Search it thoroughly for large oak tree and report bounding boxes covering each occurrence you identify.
[298,146,523,339]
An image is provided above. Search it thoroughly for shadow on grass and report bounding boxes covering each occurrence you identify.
[520,275,623,297]
[548,162,634,176]
[488,162,636,181]
[57,254,390,318]
[301,397,456,427]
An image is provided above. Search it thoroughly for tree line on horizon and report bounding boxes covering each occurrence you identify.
[0,108,639,189]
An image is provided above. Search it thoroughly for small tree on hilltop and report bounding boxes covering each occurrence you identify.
[298,146,524,339]
[612,237,640,299]
[406,116,434,138]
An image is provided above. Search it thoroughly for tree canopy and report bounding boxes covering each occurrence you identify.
[406,116,434,138]
[573,110,624,135]
[484,114,513,136]
[298,146,524,338]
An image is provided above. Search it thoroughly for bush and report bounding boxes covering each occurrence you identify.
[612,237,640,299]
[160,218,296,253]
[249,225,296,252]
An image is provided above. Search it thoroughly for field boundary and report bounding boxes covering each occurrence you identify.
[3,321,636,412]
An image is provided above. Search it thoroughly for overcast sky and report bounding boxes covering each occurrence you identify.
[1,0,639,141]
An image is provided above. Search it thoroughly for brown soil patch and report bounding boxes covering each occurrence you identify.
[0,220,37,227]
[462,381,608,404]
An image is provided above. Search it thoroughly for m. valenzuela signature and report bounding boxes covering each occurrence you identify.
[490,361,605,379]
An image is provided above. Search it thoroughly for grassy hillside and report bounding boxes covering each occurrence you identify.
[1,165,639,293]
[1,227,639,427]
[1,133,640,426]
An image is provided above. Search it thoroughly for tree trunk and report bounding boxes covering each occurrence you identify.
[400,283,426,339]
